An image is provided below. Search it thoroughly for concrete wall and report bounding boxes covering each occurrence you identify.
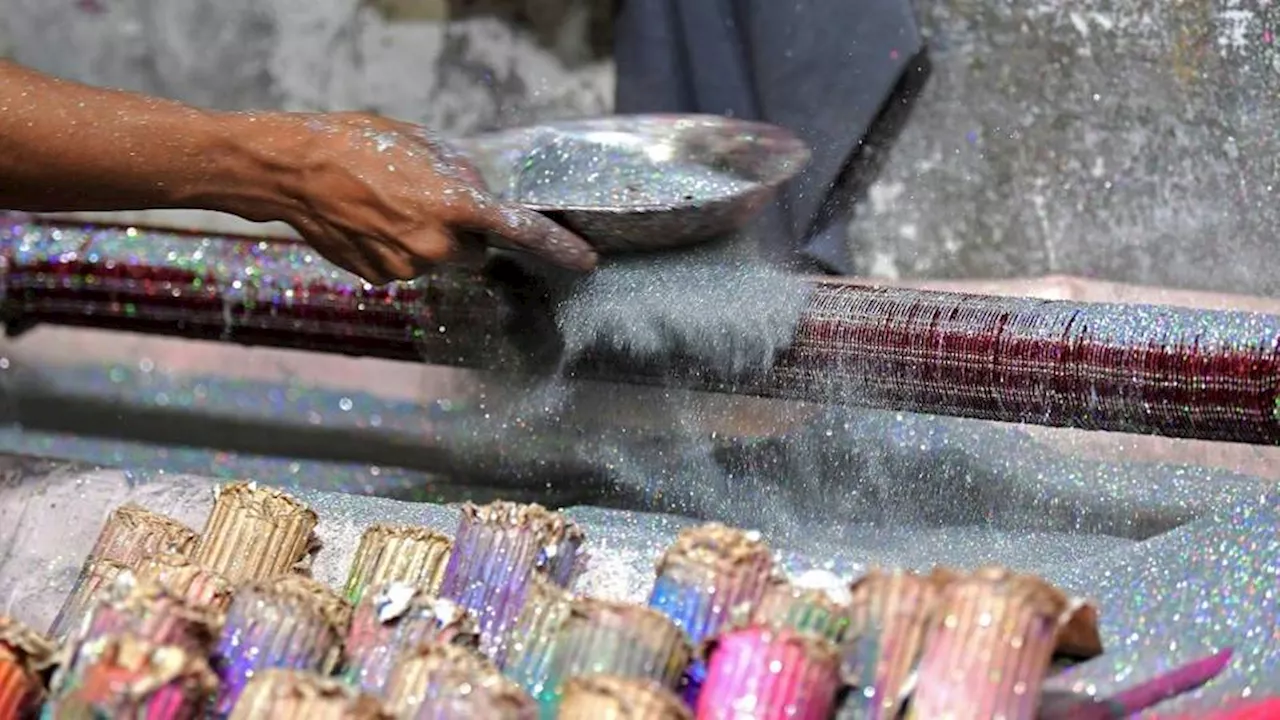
[852,0,1280,296]
[0,0,614,133]
[3,0,1278,295]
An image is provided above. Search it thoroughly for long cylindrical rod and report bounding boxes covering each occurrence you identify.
[3,215,1278,445]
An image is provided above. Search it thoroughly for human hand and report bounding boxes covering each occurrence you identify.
[220,111,598,284]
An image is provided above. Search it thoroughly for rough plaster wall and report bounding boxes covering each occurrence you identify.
[1,0,1278,294]
[0,0,613,135]
[854,0,1280,294]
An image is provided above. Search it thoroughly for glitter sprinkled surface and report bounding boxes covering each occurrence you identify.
[2,215,1280,713]
[0,459,1275,713]
[1044,496,1280,714]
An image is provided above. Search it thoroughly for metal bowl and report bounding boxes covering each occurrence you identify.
[455,114,811,254]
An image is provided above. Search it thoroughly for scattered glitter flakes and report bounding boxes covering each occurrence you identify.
[510,136,754,208]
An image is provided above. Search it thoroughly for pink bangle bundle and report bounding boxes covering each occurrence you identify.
[697,626,842,720]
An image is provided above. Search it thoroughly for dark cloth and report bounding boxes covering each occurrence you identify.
[613,0,923,274]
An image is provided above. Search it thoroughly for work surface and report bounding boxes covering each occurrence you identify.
[2,291,1279,714]
[0,425,1276,713]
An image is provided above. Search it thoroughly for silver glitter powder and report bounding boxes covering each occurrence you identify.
[510,136,755,209]
[554,242,814,376]
[1043,495,1280,713]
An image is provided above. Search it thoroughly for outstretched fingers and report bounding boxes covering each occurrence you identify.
[463,200,599,272]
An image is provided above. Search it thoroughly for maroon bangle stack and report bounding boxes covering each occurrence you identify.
[4,214,1280,445]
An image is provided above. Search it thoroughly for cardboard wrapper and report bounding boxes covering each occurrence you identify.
[194,482,318,584]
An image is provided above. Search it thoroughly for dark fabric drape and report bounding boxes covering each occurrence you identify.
[614,0,924,273]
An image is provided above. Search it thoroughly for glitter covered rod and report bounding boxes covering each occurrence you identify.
[6,217,1280,445]
[0,217,512,366]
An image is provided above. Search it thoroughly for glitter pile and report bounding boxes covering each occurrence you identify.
[3,216,1280,444]
[14,480,1233,718]
[509,135,756,208]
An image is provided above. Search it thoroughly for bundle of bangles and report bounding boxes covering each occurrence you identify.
[6,215,1280,446]
[0,482,1257,719]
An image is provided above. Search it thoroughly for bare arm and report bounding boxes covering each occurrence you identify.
[0,61,596,281]
[0,61,268,214]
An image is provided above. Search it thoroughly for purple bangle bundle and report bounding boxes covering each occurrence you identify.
[214,574,351,714]
[438,501,587,663]
[11,482,1232,719]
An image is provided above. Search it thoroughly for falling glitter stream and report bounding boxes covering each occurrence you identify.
[3,215,1280,444]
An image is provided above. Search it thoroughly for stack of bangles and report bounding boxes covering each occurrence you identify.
[5,215,1280,446]
[0,481,1234,719]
